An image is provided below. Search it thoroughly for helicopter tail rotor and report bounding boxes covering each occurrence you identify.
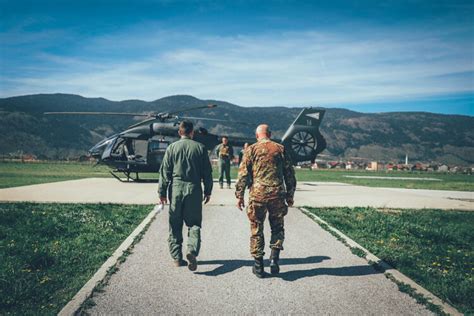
[281,108,327,164]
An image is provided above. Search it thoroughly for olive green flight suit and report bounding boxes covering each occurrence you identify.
[158,137,213,260]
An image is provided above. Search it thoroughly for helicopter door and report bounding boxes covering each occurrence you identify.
[147,140,170,167]
[131,139,148,163]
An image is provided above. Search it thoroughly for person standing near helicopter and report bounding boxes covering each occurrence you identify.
[215,136,234,189]
[158,120,213,271]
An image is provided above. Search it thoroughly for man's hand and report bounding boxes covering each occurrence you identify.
[286,197,294,207]
[203,195,211,204]
[237,197,245,211]
[159,196,168,205]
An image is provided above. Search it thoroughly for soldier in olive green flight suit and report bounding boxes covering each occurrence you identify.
[215,136,234,189]
[235,124,296,278]
[159,121,213,271]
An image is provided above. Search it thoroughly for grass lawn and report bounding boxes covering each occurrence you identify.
[0,202,151,315]
[295,169,474,191]
[306,207,474,314]
[0,162,110,188]
[1,161,472,191]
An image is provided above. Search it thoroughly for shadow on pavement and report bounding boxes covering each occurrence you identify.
[196,256,330,278]
[275,264,382,281]
[196,256,381,281]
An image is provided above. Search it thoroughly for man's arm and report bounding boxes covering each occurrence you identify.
[229,145,234,159]
[158,147,173,203]
[282,149,297,206]
[235,148,252,210]
[201,148,213,204]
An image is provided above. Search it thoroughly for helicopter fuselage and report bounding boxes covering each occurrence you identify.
[87,108,326,180]
[89,121,226,177]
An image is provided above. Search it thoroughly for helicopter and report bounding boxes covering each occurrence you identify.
[45,104,326,181]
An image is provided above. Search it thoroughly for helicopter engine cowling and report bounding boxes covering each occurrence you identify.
[151,122,179,137]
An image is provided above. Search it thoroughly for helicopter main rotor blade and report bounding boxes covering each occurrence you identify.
[166,104,217,116]
[180,116,253,125]
[44,111,152,117]
[127,117,158,129]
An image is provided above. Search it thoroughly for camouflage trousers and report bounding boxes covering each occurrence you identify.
[246,198,288,258]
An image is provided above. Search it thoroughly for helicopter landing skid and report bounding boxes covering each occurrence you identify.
[109,170,133,182]
[109,170,158,183]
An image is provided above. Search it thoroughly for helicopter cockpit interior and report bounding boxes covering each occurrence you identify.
[110,138,143,162]
[110,137,169,165]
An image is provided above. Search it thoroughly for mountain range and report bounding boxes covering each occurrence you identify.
[0,94,473,165]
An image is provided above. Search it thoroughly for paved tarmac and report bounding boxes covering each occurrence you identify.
[88,204,432,315]
[0,178,473,210]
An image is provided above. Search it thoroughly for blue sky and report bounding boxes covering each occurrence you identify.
[0,0,473,115]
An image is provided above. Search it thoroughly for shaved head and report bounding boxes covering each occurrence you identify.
[256,124,271,140]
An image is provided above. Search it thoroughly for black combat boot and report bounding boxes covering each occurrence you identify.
[173,258,187,267]
[270,249,280,274]
[186,252,198,271]
[252,257,265,278]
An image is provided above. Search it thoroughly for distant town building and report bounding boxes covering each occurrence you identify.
[367,161,381,171]
[438,165,449,172]
[22,154,37,162]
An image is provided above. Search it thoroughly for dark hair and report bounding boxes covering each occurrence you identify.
[179,120,194,135]
[222,136,228,139]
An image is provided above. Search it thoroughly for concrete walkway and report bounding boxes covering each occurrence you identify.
[0,178,473,210]
[87,204,432,315]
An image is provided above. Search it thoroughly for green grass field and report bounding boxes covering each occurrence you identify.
[296,169,474,191]
[0,161,472,191]
[306,207,474,314]
[0,202,151,315]
[0,162,110,188]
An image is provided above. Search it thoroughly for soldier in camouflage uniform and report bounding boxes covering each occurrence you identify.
[235,124,296,278]
[159,121,213,271]
[215,136,234,189]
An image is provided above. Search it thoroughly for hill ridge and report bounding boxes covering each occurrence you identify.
[0,94,473,165]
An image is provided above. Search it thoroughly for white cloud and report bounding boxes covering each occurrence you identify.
[1,26,473,106]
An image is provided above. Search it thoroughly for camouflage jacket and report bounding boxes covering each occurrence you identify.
[235,138,296,201]
[215,143,234,160]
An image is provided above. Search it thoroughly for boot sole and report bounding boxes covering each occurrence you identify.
[186,253,197,271]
